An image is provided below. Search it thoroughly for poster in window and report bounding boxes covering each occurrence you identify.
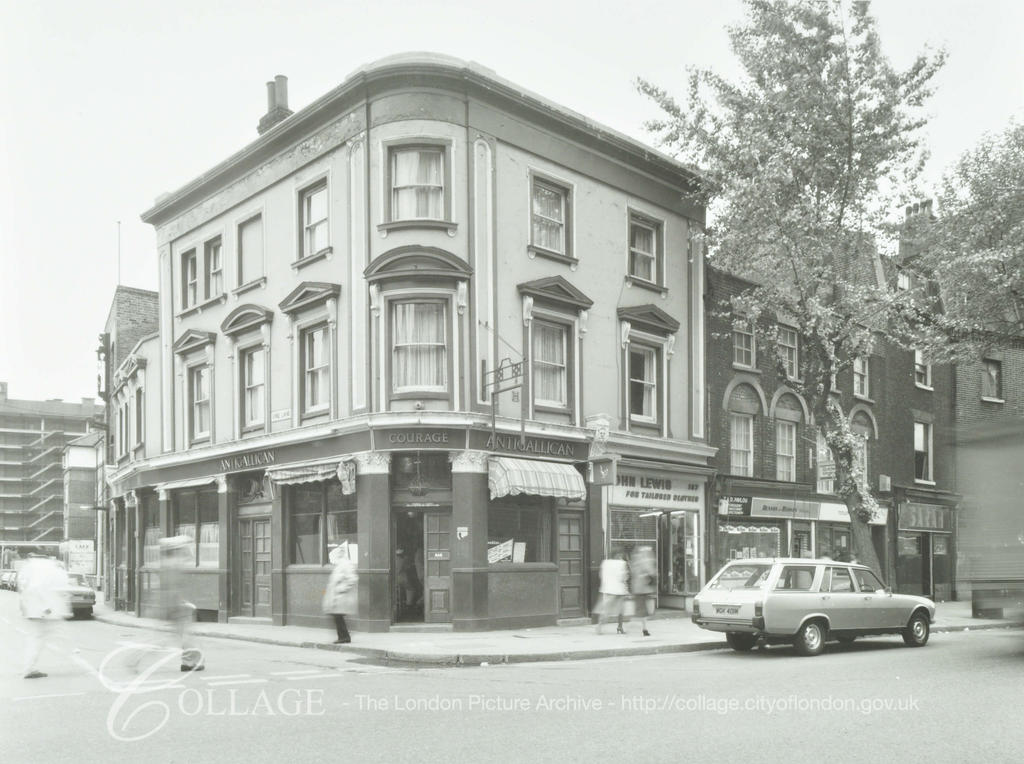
[512,542,526,563]
[487,539,514,564]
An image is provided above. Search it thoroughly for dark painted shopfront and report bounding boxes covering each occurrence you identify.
[109,426,596,631]
[895,500,956,601]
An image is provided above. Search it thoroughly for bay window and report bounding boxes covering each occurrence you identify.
[390,147,444,221]
[392,301,447,394]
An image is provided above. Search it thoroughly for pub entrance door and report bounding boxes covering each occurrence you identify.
[393,509,452,624]
[239,518,272,618]
[557,511,585,617]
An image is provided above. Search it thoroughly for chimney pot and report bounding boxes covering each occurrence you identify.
[274,75,288,110]
[266,81,276,111]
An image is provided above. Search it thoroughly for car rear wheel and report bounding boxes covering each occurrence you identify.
[725,632,758,652]
[902,612,930,647]
[794,620,826,656]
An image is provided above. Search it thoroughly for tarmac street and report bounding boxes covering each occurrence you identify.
[2,591,1024,763]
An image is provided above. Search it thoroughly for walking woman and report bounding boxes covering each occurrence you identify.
[323,542,358,644]
[595,549,630,634]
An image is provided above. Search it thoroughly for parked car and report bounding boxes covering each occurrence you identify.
[65,573,96,618]
[0,570,13,590]
[692,558,935,656]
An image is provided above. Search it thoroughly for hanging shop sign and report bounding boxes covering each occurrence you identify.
[899,502,953,532]
[588,457,617,486]
[718,496,752,516]
[609,469,704,510]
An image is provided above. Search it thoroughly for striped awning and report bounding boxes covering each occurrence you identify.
[266,458,356,493]
[488,457,586,501]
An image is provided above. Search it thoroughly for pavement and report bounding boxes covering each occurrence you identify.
[91,598,1024,666]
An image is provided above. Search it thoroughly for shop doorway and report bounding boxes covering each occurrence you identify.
[557,512,585,617]
[791,521,812,558]
[393,509,451,624]
[897,532,930,597]
[239,518,272,618]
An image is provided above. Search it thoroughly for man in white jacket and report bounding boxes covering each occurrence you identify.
[18,555,71,679]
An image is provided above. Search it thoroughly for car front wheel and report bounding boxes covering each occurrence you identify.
[794,620,826,656]
[902,612,930,647]
[726,632,758,652]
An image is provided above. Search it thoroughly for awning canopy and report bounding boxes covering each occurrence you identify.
[156,476,217,493]
[266,459,355,494]
[488,457,586,501]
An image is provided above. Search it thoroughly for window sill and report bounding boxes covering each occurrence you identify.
[914,383,933,391]
[378,220,457,237]
[177,294,227,319]
[981,396,1005,404]
[292,247,332,271]
[913,479,936,486]
[624,275,667,297]
[527,245,577,268]
[300,408,330,423]
[133,443,145,457]
[233,277,267,297]
[534,403,572,415]
[390,391,450,401]
[854,394,875,404]
[629,418,661,432]
[241,423,266,436]
[732,364,761,374]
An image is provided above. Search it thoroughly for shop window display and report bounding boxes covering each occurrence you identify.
[488,501,552,563]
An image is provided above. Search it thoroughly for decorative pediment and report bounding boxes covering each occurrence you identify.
[172,330,216,356]
[617,304,680,335]
[278,281,341,316]
[221,304,274,337]
[365,246,472,284]
[517,276,593,311]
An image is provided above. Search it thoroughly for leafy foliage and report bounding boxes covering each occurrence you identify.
[639,0,945,573]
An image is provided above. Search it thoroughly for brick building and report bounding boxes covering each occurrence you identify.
[705,264,958,599]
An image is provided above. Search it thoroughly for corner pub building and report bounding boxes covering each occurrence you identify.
[104,54,714,632]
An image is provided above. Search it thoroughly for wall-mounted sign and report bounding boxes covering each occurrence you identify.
[271,409,290,422]
[472,431,585,460]
[750,498,820,520]
[456,526,469,540]
[220,449,277,473]
[899,502,952,532]
[66,539,95,574]
[380,429,463,449]
[609,470,704,510]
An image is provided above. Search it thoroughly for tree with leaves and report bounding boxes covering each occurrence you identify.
[898,120,1024,361]
[638,0,945,574]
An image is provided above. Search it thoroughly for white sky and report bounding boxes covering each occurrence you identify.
[1,0,1021,402]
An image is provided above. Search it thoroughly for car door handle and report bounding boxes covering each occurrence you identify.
[821,595,831,600]
[863,596,872,601]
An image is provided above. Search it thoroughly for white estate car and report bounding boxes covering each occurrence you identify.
[691,558,936,656]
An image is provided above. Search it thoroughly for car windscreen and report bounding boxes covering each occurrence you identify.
[709,563,772,591]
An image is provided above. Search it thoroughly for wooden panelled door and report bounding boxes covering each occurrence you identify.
[558,512,584,617]
[423,512,451,623]
[240,519,272,618]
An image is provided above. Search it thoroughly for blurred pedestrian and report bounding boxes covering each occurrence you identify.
[158,536,204,672]
[630,546,658,637]
[19,555,71,679]
[323,541,358,644]
[595,549,630,635]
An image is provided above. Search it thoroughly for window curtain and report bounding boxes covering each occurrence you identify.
[630,223,654,280]
[393,303,446,390]
[304,328,328,409]
[730,414,752,476]
[192,367,210,434]
[533,322,566,405]
[629,349,655,417]
[531,183,564,251]
[392,150,442,219]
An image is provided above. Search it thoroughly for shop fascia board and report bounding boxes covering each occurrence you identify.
[605,430,716,466]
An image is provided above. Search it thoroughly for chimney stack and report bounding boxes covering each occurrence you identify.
[258,74,294,135]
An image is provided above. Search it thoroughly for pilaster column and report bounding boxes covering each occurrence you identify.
[450,450,490,630]
[217,474,231,623]
[353,451,391,632]
[270,479,285,626]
